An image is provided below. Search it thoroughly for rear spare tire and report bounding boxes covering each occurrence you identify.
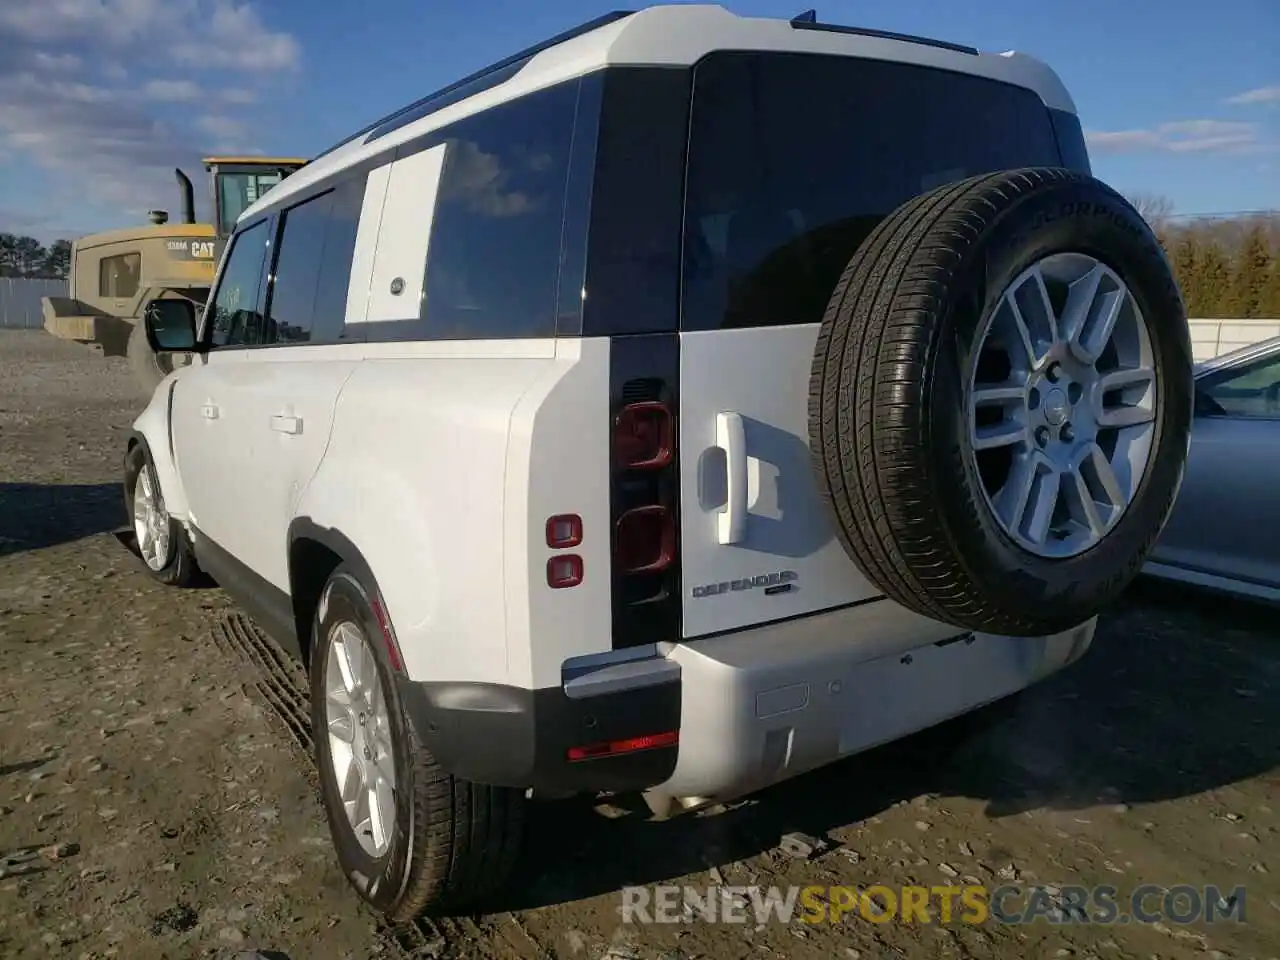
[809,168,1192,636]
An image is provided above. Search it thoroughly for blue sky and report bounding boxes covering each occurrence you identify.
[1,0,1276,241]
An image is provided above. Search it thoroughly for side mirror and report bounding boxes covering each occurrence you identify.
[144,299,198,352]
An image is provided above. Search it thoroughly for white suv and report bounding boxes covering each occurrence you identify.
[126,5,1192,920]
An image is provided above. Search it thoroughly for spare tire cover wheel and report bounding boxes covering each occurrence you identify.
[809,168,1192,636]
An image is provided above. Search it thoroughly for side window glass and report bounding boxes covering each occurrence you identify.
[1202,354,1280,418]
[421,81,577,340]
[99,253,140,298]
[265,192,331,344]
[208,220,270,348]
[312,176,365,341]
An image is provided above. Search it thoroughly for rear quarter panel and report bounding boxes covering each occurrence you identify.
[295,337,613,689]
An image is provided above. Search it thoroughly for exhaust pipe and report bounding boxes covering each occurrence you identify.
[174,168,195,225]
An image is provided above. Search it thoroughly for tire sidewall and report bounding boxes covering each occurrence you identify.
[929,176,1192,620]
[309,567,416,915]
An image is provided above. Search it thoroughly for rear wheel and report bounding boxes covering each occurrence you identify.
[310,567,525,919]
[809,168,1193,636]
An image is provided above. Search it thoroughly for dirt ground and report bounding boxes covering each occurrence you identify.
[0,329,1276,960]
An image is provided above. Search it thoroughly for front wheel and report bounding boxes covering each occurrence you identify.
[123,443,199,586]
[309,566,525,919]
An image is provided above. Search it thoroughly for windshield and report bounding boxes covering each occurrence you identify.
[216,171,285,236]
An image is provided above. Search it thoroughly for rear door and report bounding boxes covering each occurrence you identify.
[676,51,1065,638]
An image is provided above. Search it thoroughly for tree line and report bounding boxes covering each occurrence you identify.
[0,234,73,280]
[1128,197,1280,319]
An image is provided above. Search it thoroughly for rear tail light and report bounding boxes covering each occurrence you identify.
[614,505,675,574]
[614,401,673,470]
[547,554,583,589]
[567,730,678,762]
[546,514,583,549]
[610,374,681,649]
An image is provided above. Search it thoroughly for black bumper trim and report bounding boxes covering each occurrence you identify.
[396,669,681,795]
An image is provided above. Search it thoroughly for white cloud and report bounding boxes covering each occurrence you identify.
[0,0,299,222]
[0,0,298,71]
[142,79,202,102]
[221,87,257,105]
[1086,119,1266,155]
[1225,85,1280,106]
[31,51,81,71]
[171,1,300,72]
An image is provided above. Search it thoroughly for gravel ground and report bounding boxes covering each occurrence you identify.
[0,329,1276,960]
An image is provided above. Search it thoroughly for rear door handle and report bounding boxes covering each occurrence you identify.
[270,414,303,435]
[715,411,747,545]
[200,402,219,420]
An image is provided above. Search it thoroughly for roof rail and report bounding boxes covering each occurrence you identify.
[308,10,634,165]
[789,13,978,56]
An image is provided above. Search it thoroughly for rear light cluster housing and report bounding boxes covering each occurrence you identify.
[611,378,681,648]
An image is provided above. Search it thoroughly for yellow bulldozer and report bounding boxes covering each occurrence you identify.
[42,156,307,393]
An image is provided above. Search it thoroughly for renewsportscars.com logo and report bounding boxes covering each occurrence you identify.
[621,883,1248,926]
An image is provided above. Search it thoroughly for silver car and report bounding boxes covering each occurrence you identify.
[1145,334,1280,602]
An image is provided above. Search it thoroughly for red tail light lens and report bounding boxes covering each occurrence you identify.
[567,730,679,762]
[546,514,583,549]
[615,505,675,575]
[613,401,673,470]
[547,554,583,589]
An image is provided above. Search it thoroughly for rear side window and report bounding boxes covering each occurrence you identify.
[420,80,578,340]
[313,176,364,336]
[681,52,1062,332]
[256,174,365,346]
[266,192,331,344]
[208,220,270,348]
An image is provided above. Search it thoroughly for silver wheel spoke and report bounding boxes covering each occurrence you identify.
[1098,404,1155,429]
[339,751,362,806]
[369,782,394,851]
[967,253,1160,559]
[1061,264,1125,364]
[1069,468,1106,536]
[328,712,355,743]
[974,421,1025,451]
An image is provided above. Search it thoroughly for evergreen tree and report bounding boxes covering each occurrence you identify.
[1225,224,1272,318]
[1170,229,1201,315]
[1196,241,1233,318]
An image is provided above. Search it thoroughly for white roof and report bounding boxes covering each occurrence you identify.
[246,4,1076,221]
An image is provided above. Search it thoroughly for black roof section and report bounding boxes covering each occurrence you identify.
[308,10,634,165]
[789,8,978,56]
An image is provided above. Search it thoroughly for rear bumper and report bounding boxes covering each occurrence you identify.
[399,600,1095,800]
[396,661,682,796]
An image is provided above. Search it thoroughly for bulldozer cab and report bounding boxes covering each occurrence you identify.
[43,155,308,394]
[204,156,308,241]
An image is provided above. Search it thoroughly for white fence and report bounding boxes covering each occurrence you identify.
[1189,318,1280,362]
[0,277,68,330]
